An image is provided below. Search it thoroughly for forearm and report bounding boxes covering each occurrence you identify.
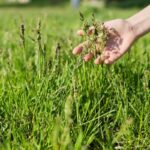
[127,5,150,40]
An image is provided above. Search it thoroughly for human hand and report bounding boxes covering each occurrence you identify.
[73,19,136,64]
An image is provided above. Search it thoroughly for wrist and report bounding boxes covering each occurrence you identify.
[127,17,141,41]
[127,5,150,40]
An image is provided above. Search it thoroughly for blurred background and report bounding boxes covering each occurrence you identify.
[0,0,149,8]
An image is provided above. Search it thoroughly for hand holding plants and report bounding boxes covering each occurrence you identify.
[73,17,136,65]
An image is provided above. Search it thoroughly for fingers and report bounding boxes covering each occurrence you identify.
[94,56,103,65]
[72,45,83,55]
[73,48,121,65]
[94,50,121,65]
[73,26,95,55]
[103,50,122,64]
[73,43,122,65]
[83,50,118,64]
[72,41,91,55]
[83,53,94,62]
[94,52,110,65]
[76,26,95,37]
[83,51,110,63]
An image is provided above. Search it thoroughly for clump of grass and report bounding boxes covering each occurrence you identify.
[79,12,109,57]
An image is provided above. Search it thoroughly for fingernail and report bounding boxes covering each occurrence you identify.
[83,53,93,61]
[104,59,110,64]
[73,46,83,55]
[104,59,113,64]
[94,57,103,65]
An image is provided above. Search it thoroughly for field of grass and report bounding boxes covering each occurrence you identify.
[0,3,150,149]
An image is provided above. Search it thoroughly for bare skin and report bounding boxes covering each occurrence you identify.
[73,5,150,65]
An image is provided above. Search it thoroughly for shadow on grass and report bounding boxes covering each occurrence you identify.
[0,0,69,8]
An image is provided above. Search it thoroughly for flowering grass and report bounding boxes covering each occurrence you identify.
[0,5,150,149]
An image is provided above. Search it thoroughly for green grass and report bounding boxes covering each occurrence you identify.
[0,4,150,149]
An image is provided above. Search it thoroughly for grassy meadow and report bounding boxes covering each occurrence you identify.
[0,3,150,149]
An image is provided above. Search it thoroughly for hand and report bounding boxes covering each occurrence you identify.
[73,19,136,64]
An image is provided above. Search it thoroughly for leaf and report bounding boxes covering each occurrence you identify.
[92,13,95,22]
[79,12,84,21]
